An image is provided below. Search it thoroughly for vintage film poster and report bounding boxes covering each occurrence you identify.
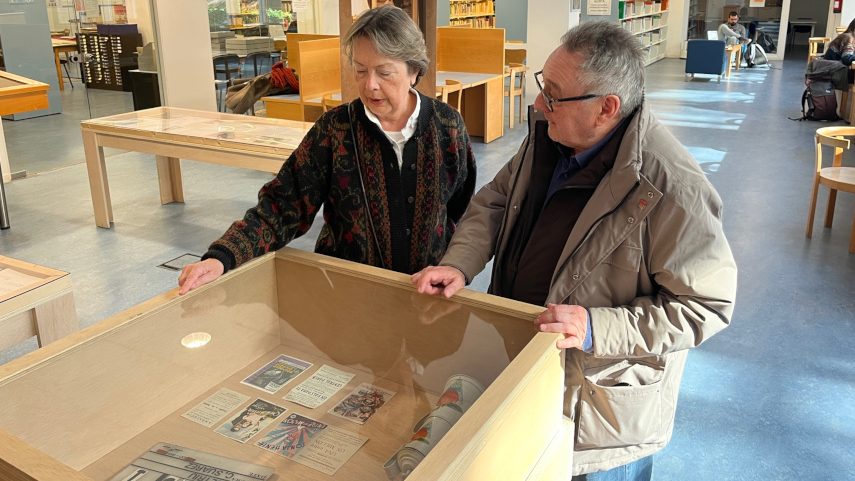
[107,442,274,481]
[241,354,313,394]
[215,398,287,443]
[329,382,396,424]
[181,388,250,428]
[255,413,369,475]
[284,364,355,409]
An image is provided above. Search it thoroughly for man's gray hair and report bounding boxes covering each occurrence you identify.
[560,21,645,118]
[343,5,429,85]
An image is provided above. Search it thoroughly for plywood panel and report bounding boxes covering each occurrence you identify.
[437,27,505,74]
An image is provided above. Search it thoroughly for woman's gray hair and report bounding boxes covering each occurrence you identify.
[343,5,430,85]
[560,21,645,118]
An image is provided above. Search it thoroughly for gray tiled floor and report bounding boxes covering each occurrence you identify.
[1,49,854,480]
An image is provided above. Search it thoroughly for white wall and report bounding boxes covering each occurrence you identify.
[666,0,687,58]
[526,0,580,89]
[151,0,216,111]
[126,0,154,45]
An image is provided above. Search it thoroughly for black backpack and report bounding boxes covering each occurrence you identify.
[797,77,839,121]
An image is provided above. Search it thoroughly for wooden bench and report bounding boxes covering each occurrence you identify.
[0,256,78,351]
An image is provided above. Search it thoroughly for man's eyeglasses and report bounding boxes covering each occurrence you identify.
[534,70,602,112]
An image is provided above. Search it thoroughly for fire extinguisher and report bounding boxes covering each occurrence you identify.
[834,0,842,14]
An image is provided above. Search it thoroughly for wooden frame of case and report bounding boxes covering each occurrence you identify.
[0,249,573,480]
[0,256,78,351]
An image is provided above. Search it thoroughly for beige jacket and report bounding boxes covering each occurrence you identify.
[441,102,737,474]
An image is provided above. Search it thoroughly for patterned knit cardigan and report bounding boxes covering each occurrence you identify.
[204,93,476,275]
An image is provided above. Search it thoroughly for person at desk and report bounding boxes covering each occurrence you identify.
[178,5,476,294]
[412,21,737,480]
[719,11,754,67]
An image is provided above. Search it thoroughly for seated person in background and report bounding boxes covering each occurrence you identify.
[718,11,753,67]
[824,33,855,66]
[823,33,855,84]
[178,5,476,294]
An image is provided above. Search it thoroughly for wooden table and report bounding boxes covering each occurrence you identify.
[81,107,313,228]
[0,256,78,351]
[51,38,78,92]
[437,71,504,143]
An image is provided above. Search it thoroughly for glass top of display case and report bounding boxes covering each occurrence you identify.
[0,249,567,481]
[81,107,312,154]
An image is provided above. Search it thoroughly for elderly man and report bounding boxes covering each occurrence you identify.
[412,21,737,480]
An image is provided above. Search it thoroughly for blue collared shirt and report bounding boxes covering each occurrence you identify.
[545,118,629,354]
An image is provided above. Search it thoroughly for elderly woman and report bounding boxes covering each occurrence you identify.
[179,5,475,294]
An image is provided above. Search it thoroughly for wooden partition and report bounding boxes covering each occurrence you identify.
[434,26,505,142]
[266,37,341,122]
[437,26,505,74]
[286,33,339,76]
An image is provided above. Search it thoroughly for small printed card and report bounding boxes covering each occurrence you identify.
[329,382,396,425]
[284,364,355,409]
[215,398,287,443]
[181,388,251,428]
[241,354,313,394]
[255,412,369,475]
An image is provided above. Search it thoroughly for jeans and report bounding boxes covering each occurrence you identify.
[571,455,653,481]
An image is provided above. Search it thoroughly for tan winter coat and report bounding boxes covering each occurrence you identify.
[440,101,737,474]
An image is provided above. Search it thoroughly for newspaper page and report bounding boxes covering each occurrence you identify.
[284,365,355,409]
[241,354,313,394]
[108,442,274,481]
[255,413,369,475]
[181,388,250,428]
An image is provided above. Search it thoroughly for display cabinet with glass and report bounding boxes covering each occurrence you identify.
[0,249,573,481]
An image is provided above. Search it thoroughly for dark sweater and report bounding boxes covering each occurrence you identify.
[204,93,476,275]
[496,118,630,306]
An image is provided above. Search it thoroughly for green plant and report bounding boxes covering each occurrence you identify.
[208,6,228,30]
[266,8,292,23]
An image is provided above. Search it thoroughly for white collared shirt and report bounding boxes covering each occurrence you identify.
[363,88,421,169]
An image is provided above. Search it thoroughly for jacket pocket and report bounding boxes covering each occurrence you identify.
[602,243,642,271]
[575,360,664,450]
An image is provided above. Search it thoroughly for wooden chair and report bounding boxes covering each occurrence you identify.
[505,40,526,65]
[807,127,855,253]
[436,79,463,111]
[808,37,830,65]
[504,63,527,128]
[322,93,342,112]
[836,26,847,35]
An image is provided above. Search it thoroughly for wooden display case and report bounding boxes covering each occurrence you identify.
[0,249,573,480]
[0,256,78,351]
[0,71,50,117]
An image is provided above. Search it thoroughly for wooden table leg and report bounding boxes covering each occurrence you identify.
[82,130,113,228]
[483,77,504,143]
[725,47,734,77]
[54,49,64,91]
[155,156,185,204]
[33,291,78,347]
